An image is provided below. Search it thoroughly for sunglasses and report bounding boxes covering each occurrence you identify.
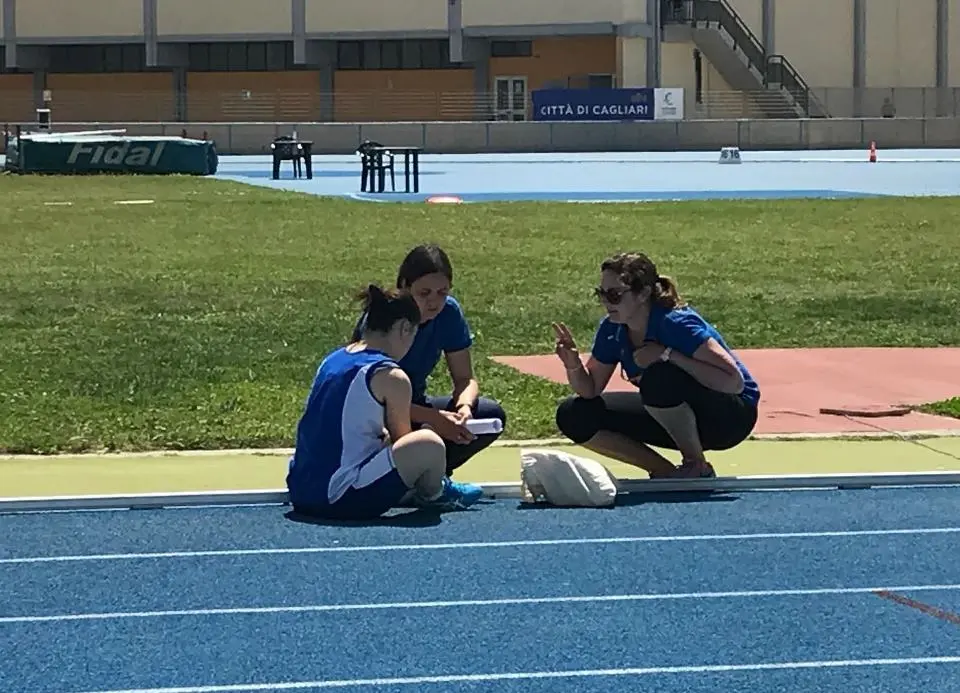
[594,286,630,304]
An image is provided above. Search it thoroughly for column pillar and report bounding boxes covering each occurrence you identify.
[3,0,16,68]
[292,0,306,64]
[143,0,157,67]
[645,0,660,86]
[853,0,866,116]
[762,0,774,53]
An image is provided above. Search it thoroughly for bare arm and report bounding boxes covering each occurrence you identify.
[370,367,415,441]
[667,338,745,394]
[444,348,480,413]
[566,356,616,399]
[410,403,442,426]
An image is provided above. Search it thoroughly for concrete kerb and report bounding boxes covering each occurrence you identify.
[2,429,960,461]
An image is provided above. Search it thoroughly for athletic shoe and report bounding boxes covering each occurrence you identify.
[674,459,717,479]
[650,461,716,480]
[419,477,484,510]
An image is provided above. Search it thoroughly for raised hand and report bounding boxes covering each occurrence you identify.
[551,322,583,370]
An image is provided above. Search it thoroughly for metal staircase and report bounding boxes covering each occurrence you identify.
[661,0,830,118]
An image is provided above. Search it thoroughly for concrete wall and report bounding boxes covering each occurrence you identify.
[462,0,630,26]
[658,0,949,97]
[20,117,959,155]
[305,0,446,34]
[772,0,854,89]
[865,0,938,87]
[727,0,763,38]
[951,0,960,88]
[159,0,291,37]
[5,0,645,41]
[16,0,143,39]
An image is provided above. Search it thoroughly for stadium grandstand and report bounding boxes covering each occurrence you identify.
[0,0,957,127]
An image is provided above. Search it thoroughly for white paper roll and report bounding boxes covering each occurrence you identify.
[465,418,504,435]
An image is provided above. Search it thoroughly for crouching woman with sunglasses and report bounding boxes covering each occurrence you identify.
[552,252,760,479]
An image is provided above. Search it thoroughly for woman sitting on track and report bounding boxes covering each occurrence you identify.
[553,252,760,479]
[353,244,507,477]
[287,284,484,520]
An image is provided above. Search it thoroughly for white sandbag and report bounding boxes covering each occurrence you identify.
[520,448,620,507]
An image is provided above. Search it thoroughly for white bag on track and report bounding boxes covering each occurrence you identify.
[520,448,620,507]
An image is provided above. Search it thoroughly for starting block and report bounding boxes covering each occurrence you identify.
[719,146,742,164]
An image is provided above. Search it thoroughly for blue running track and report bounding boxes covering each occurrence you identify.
[2,486,960,693]
[211,148,960,203]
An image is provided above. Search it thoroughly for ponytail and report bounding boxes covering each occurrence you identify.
[653,275,684,310]
[357,282,421,333]
[359,283,388,313]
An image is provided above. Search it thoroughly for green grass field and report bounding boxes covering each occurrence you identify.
[2,176,960,454]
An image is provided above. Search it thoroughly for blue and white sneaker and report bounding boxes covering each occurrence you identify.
[419,477,484,510]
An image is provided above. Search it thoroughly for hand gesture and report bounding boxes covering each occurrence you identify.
[433,410,477,445]
[552,322,583,370]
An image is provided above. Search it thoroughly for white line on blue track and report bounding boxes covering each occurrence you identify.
[3,583,960,625]
[69,656,960,693]
[2,526,960,565]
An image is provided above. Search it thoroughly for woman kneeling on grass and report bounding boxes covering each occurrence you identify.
[353,244,507,477]
[286,284,484,520]
[553,252,760,479]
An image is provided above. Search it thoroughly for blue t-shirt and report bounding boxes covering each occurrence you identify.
[352,295,473,404]
[590,304,760,406]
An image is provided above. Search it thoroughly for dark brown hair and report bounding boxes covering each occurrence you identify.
[357,283,421,333]
[600,252,685,310]
[396,244,453,288]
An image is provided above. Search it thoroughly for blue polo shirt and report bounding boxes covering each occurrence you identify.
[352,295,473,404]
[590,304,760,406]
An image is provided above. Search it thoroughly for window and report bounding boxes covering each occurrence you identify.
[188,43,210,71]
[186,42,295,71]
[380,40,402,69]
[334,39,462,70]
[265,42,291,70]
[208,43,230,71]
[337,41,362,69]
[587,74,615,89]
[362,41,380,70]
[490,40,533,58]
[47,44,147,73]
[247,43,267,71]
[401,41,421,69]
[419,40,442,69]
[103,45,146,72]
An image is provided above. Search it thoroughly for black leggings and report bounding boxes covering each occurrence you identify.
[555,361,758,451]
[418,395,507,475]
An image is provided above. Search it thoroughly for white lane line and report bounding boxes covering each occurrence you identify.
[2,526,959,566]
[3,583,959,625]
[67,656,960,693]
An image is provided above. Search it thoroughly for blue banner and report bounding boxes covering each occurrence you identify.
[531,88,656,122]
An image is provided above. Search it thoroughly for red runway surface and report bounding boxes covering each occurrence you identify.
[492,347,960,435]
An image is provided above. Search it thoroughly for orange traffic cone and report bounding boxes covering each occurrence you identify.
[869,141,877,163]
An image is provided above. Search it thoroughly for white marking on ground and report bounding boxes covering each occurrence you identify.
[2,583,958,625]
[69,656,960,692]
[2,526,958,565]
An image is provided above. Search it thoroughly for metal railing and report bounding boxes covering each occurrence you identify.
[662,0,829,118]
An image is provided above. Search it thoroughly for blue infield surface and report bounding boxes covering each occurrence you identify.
[2,486,960,693]
[210,148,960,203]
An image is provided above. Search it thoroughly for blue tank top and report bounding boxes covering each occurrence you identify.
[287,346,398,506]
